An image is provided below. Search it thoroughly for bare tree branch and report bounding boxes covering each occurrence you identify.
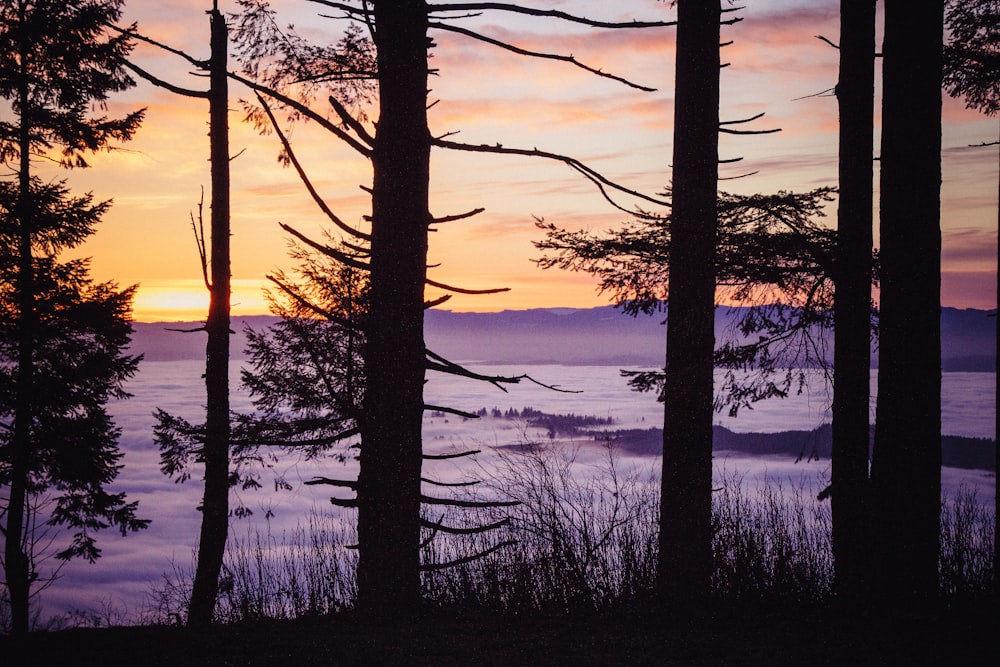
[420,540,517,571]
[327,95,375,146]
[190,188,210,291]
[304,477,359,489]
[257,94,371,241]
[420,477,481,488]
[121,60,209,99]
[423,449,483,460]
[305,0,370,19]
[424,404,483,420]
[792,87,836,101]
[719,126,782,135]
[427,3,676,29]
[719,170,760,180]
[425,278,509,295]
[420,495,521,509]
[720,112,767,126]
[420,516,510,535]
[425,294,453,309]
[429,22,656,91]
[432,138,669,214]
[107,21,208,69]
[430,207,485,224]
[228,71,374,158]
[815,34,839,50]
[279,222,371,271]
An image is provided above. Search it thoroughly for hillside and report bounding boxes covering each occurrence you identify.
[129,305,997,371]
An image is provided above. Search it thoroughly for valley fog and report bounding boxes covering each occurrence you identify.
[36,359,996,623]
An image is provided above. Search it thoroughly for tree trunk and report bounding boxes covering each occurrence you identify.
[188,7,231,627]
[831,0,876,606]
[658,0,720,617]
[356,0,430,619]
[994,116,999,592]
[871,0,943,609]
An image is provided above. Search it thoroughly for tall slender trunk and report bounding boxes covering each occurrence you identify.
[994,116,999,592]
[871,0,943,610]
[356,0,430,619]
[831,0,875,606]
[188,7,231,627]
[5,35,35,634]
[658,0,720,617]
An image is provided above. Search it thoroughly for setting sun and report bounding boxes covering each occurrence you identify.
[131,279,271,322]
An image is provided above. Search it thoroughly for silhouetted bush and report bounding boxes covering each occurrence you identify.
[144,441,994,625]
[939,485,995,600]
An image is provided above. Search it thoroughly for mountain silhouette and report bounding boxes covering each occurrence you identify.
[129,305,996,371]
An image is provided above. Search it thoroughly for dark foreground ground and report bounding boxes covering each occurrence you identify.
[3,600,997,666]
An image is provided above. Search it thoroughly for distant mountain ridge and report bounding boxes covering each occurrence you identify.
[129,305,997,371]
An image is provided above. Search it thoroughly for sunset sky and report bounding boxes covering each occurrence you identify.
[29,0,1000,321]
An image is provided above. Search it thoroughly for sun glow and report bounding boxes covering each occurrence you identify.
[131,279,271,323]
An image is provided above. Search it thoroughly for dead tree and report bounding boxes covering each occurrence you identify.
[111,4,233,626]
[190,4,233,628]
[231,0,674,619]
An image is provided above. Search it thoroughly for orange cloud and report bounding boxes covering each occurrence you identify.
[40,0,994,319]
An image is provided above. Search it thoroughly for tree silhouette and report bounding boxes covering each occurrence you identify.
[534,187,844,415]
[156,237,367,526]
[830,0,877,607]
[0,0,147,635]
[942,0,1000,586]
[238,240,367,461]
[658,0,721,616]
[113,5,239,626]
[227,0,672,619]
[189,4,233,629]
[119,1,375,622]
[870,0,944,611]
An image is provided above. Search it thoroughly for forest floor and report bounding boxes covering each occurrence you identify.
[3,599,997,666]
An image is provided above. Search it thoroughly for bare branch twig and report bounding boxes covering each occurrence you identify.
[257,93,371,240]
[429,21,656,92]
[279,222,371,271]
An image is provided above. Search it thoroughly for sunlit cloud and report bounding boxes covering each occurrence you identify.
[945,225,996,258]
[942,271,997,310]
[33,0,993,320]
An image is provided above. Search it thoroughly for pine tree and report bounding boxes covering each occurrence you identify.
[0,0,146,634]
